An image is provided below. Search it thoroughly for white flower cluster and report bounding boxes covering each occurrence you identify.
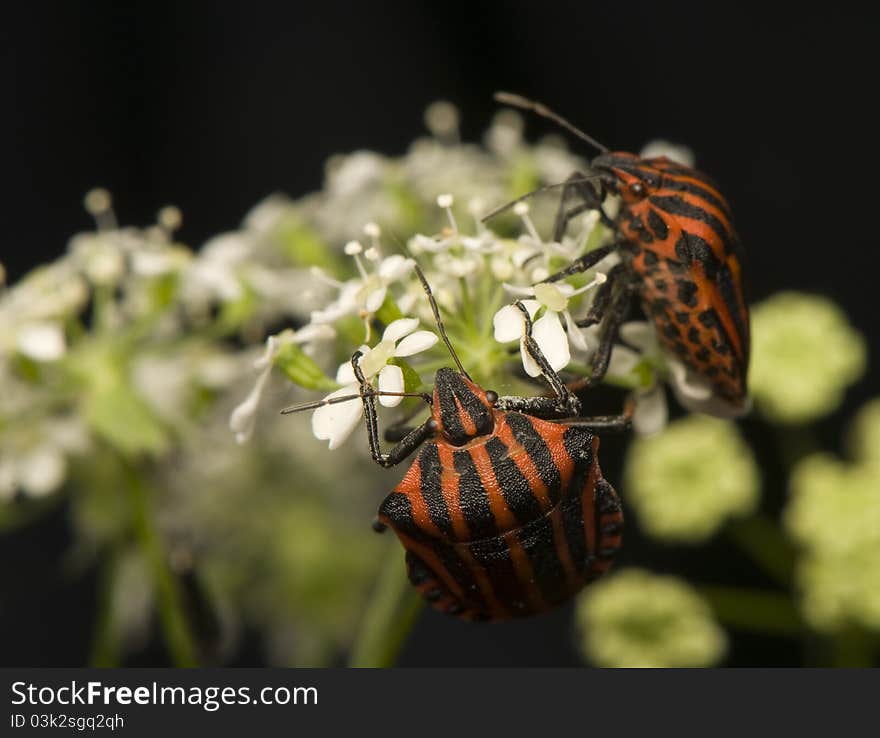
[230,184,697,451]
[576,568,727,667]
[0,189,301,500]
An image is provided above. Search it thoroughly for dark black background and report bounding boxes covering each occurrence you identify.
[2,2,878,666]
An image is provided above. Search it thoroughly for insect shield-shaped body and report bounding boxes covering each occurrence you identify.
[490,94,750,417]
[286,268,626,621]
[592,152,750,413]
[378,368,622,621]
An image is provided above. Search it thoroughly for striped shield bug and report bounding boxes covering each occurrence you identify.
[486,93,750,417]
[285,265,627,621]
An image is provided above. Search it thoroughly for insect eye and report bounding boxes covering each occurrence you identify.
[628,181,646,197]
[484,390,498,405]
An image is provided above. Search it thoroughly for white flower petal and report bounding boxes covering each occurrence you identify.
[521,299,541,320]
[17,445,67,497]
[667,357,713,401]
[382,317,420,343]
[311,384,363,450]
[409,234,450,254]
[607,345,641,377]
[253,335,279,370]
[502,282,537,297]
[493,299,542,344]
[309,280,362,324]
[563,310,589,352]
[229,360,274,444]
[291,323,336,344]
[619,321,657,351]
[512,244,541,268]
[17,322,66,361]
[520,338,543,378]
[335,345,369,384]
[131,250,179,277]
[336,362,357,385]
[532,311,570,372]
[377,255,414,281]
[394,330,438,357]
[493,304,526,343]
[490,256,515,281]
[640,139,695,168]
[461,235,498,253]
[365,285,387,313]
[378,365,405,407]
[633,386,669,436]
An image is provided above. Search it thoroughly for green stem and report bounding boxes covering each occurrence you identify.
[727,514,796,587]
[458,277,474,322]
[92,284,116,335]
[90,550,121,667]
[122,458,199,667]
[348,542,423,668]
[699,585,806,636]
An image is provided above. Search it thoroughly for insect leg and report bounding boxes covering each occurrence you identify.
[494,301,581,418]
[495,394,573,418]
[541,241,624,284]
[352,350,437,468]
[567,275,636,392]
[383,400,432,442]
[555,395,636,433]
[561,414,631,432]
[574,263,625,329]
[552,171,614,241]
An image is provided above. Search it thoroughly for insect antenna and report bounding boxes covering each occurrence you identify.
[281,390,432,415]
[413,263,472,381]
[480,175,606,223]
[494,91,610,154]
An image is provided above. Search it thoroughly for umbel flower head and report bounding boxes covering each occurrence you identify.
[624,415,760,542]
[225,115,739,455]
[785,451,880,632]
[848,397,880,467]
[575,569,727,667]
[749,291,866,424]
[4,100,765,667]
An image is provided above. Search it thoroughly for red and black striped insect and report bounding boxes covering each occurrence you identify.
[487,93,750,416]
[285,266,626,621]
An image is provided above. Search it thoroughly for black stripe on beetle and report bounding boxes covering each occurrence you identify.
[485,436,544,525]
[505,413,563,505]
[452,448,496,540]
[650,194,735,254]
[417,444,454,538]
[517,514,572,606]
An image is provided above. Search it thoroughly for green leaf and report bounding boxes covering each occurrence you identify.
[388,358,423,393]
[84,382,170,457]
[275,342,338,391]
